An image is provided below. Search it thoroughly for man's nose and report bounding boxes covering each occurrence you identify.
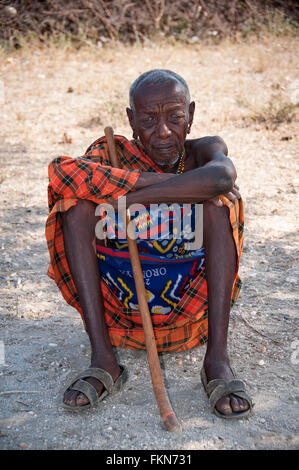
[156,119,171,138]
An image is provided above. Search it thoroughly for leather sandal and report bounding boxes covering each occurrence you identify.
[200,366,253,419]
[62,365,128,412]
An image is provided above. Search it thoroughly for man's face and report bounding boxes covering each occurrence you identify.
[127,80,195,168]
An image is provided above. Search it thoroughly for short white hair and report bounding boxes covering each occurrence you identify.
[129,69,190,110]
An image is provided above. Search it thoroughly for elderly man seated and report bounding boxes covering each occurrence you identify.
[46,69,252,419]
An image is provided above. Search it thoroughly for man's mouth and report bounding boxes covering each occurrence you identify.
[152,145,175,152]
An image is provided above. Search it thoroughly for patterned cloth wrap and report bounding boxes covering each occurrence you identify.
[45,135,244,352]
[97,203,205,325]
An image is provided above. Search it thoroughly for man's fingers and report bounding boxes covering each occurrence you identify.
[225,187,241,201]
[209,197,223,207]
[225,192,237,201]
[209,185,241,206]
[232,187,241,199]
[232,184,241,199]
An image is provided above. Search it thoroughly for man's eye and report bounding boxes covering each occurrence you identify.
[170,114,184,120]
[141,117,155,125]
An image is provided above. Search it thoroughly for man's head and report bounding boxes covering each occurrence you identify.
[127,70,195,169]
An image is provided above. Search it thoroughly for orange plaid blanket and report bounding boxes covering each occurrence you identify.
[45,136,244,352]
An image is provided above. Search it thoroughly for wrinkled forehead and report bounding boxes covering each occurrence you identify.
[132,79,189,112]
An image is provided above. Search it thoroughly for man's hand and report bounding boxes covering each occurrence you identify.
[209,184,241,207]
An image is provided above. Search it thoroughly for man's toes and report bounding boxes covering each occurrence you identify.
[72,378,105,406]
[238,397,249,411]
[230,395,249,413]
[216,396,232,415]
[64,390,79,406]
[76,392,89,406]
[230,395,241,412]
[64,389,91,406]
[216,395,249,415]
[64,377,105,407]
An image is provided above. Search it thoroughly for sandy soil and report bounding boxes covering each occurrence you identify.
[0,36,298,450]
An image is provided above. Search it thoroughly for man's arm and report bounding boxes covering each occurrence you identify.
[123,136,237,206]
[125,165,234,206]
[190,135,236,180]
[48,137,239,206]
[131,135,236,189]
[191,136,240,206]
[134,172,174,189]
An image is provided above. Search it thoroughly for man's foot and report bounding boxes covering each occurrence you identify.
[203,356,250,416]
[63,361,121,407]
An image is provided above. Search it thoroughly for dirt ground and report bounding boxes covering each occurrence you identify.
[0,36,298,451]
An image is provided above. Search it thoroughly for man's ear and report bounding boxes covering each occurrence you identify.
[188,101,195,131]
[126,107,138,140]
[126,107,134,130]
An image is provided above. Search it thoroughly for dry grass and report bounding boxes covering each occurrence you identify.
[236,93,298,129]
[251,98,297,126]
[1,1,298,51]
[1,35,298,142]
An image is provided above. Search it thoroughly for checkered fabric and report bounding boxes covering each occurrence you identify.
[45,135,244,352]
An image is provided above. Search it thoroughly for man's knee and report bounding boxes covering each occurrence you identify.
[62,199,97,220]
[61,200,98,237]
[202,201,233,240]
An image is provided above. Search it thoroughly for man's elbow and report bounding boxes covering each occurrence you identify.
[48,157,63,192]
[214,166,235,194]
[48,156,61,173]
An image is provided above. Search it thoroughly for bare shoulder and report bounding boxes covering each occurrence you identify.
[185,136,228,168]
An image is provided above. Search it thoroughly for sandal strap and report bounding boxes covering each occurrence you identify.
[206,378,226,396]
[113,366,128,392]
[62,365,128,411]
[71,367,114,394]
[71,379,100,407]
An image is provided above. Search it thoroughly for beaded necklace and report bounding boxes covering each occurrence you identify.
[176,148,186,174]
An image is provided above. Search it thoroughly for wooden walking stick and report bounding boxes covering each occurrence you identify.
[104,126,181,432]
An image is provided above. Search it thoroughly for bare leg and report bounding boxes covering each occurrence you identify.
[61,200,120,406]
[203,201,249,415]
